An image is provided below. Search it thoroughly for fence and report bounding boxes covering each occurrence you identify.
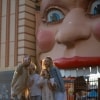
[64,77,100,100]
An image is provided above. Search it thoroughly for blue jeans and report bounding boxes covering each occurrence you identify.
[55,91,67,100]
[31,96,42,100]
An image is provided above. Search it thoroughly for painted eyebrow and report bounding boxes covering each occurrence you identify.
[41,0,67,12]
[41,0,92,11]
[40,0,92,18]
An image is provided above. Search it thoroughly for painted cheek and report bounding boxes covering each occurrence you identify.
[37,30,55,52]
[93,22,100,41]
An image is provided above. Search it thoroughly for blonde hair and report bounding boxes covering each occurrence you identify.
[41,57,54,70]
[41,59,46,70]
[29,62,38,75]
[31,62,36,70]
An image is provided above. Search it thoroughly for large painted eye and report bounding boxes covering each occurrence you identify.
[90,0,100,15]
[46,8,64,23]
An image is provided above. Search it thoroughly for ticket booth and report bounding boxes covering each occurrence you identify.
[64,77,75,100]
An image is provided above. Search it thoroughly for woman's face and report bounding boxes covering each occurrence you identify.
[36,0,100,69]
[43,58,51,68]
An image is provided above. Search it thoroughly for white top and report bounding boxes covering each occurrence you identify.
[29,73,42,96]
[42,78,54,100]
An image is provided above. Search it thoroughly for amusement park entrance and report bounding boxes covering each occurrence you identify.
[64,76,100,100]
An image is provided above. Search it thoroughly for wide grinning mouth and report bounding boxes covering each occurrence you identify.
[53,56,100,69]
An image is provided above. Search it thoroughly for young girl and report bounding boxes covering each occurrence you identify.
[28,63,42,100]
[40,69,54,100]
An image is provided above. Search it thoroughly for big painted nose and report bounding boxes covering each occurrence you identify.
[55,8,91,47]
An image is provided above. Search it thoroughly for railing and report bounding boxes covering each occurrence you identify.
[64,77,100,100]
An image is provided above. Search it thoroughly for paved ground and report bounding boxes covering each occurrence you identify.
[0,71,13,100]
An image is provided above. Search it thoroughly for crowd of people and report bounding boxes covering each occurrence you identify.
[11,55,67,100]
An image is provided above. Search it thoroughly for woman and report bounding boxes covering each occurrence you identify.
[41,57,66,100]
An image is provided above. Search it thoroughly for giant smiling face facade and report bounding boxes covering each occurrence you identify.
[36,0,100,70]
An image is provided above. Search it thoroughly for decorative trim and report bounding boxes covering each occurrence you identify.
[18,39,35,43]
[0,0,2,67]
[14,0,19,66]
[18,32,35,37]
[5,0,10,67]
[19,18,36,23]
[18,54,35,56]
[18,46,36,51]
[19,4,35,9]
[19,25,35,30]
[19,10,35,16]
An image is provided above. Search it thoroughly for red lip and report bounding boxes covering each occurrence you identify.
[53,56,100,69]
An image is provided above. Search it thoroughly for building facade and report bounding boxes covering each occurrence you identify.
[0,0,100,99]
[0,0,40,99]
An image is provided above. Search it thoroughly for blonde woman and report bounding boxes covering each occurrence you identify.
[42,57,67,100]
